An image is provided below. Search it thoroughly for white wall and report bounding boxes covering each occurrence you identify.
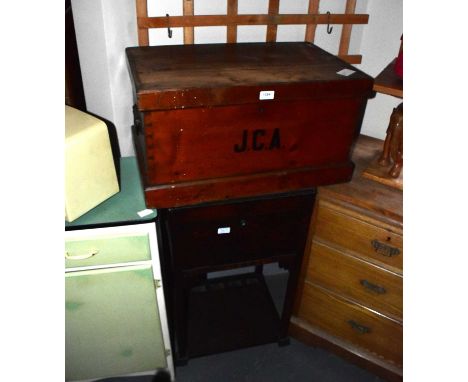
[72,0,402,156]
[354,0,403,139]
[71,0,138,156]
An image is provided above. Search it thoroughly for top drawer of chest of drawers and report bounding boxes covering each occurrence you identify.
[313,199,403,274]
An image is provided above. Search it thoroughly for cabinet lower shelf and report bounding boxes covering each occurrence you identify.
[187,273,282,358]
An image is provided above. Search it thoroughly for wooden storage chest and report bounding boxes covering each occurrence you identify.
[126,42,374,208]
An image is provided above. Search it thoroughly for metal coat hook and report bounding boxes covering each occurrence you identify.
[166,14,172,38]
[326,11,333,34]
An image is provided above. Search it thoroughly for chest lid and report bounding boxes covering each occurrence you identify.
[126,42,374,111]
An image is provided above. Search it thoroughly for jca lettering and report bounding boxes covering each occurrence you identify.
[234,128,281,153]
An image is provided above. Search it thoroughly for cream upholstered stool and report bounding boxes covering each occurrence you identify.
[65,106,119,222]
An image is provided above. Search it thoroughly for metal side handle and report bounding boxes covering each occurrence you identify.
[371,239,400,257]
[360,279,387,295]
[347,320,371,334]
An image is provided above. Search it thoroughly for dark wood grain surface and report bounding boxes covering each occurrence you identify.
[127,42,373,110]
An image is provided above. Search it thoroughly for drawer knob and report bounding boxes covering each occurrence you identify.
[360,279,387,295]
[65,250,99,260]
[347,320,371,334]
[240,219,247,227]
[371,239,400,257]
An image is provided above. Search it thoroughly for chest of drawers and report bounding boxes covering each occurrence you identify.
[290,135,403,381]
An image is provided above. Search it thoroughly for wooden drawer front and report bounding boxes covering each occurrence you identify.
[298,282,402,367]
[314,203,403,272]
[65,234,151,269]
[164,193,315,270]
[307,241,402,319]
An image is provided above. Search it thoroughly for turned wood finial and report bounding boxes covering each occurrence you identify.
[378,103,403,178]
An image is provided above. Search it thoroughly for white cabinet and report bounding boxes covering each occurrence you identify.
[65,223,173,381]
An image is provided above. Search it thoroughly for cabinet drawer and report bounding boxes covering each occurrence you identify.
[298,282,402,367]
[307,240,402,319]
[65,234,151,269]
[164,192,315,270]
[314,202,403,272]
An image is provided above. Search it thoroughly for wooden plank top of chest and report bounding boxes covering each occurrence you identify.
[126,42,373,110]
[319,135,402,227]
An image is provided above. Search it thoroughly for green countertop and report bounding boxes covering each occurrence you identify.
[66,157,156,228]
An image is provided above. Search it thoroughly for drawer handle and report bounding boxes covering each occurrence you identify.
[65,250,99,260]
[371,239,400,257]
[360,279,387,295]
[347,320,371,335]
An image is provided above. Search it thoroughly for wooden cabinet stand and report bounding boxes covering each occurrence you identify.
[157,190,316,365]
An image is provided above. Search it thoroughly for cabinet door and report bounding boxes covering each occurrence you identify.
[65,223,173,381]
[66,264,166,381]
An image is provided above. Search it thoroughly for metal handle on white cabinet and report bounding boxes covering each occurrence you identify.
[65,250,99,260]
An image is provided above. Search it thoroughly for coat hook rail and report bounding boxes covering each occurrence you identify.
[137,14,369,29]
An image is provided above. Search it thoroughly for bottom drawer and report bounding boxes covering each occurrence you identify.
[297,282,402,367]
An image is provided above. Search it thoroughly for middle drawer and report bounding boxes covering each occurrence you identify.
[307,240,403,320]
[162,192,315,271]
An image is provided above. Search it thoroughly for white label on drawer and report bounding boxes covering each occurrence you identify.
[137,209,154,218]
[259,90,275,100]
[337,68,356,77]
[217,227,231,234]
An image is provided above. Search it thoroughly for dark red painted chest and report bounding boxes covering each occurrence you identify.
[126,42,374,208]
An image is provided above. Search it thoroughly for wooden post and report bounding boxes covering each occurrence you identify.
[305,0,320,43]
[183,0,194,44]
[227,0,238,43]
[338,0,357,56]
[266,0,280,42]
[136,0,149,46]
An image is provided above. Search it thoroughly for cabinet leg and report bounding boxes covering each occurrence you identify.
[173,274,190,364]
[278,261,300,340]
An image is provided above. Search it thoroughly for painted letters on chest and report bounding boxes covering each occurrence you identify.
[234,128,281,153]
